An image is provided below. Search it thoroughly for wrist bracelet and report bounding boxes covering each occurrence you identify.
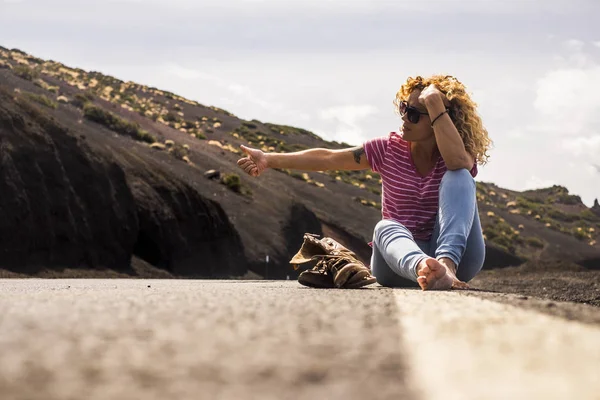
[431,109,449,127]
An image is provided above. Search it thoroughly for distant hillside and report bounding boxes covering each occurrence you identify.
[0,45,598,278]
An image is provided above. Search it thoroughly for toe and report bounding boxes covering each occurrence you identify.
[451,280,470,290]
[425,258,443,273]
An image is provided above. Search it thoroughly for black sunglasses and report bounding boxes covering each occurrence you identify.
[399,101,429,124]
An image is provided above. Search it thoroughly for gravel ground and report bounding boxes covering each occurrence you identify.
[0,279,599,400]
[0,280,411,400]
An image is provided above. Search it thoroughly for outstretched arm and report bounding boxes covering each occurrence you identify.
[237,145,370,177]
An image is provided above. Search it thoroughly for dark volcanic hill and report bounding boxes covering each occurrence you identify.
[0,46,599,278]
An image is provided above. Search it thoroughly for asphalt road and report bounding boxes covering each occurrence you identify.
[0,280,598,400]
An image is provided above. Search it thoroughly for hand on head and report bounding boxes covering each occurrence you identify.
[418,84,450,108]
[237,145,268,177]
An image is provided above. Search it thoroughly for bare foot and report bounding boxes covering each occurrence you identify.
[416,258,453,290]
[438,258,470,290]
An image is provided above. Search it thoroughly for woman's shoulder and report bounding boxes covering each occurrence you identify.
[384,131,407,147]
[387,132,409,153]
[389,131,403,140]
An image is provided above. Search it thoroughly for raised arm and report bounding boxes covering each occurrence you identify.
[237,145,370,177]
[419,85,474,170]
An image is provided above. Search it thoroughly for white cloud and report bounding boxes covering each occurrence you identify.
[510,42,600,206]
[564,39,584,52]
[166,64,211,81]
[560,135,600,157]
[533,65,600,136]
[531,39,600,143]
[164,63,283,114]
[319,105,379,145]
[524,176,557,190]
[108,0,589,14]
[474,38,600,206]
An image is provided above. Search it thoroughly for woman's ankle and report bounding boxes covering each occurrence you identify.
[437,257,457,274]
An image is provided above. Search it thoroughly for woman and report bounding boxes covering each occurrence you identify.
[237,75,492,290]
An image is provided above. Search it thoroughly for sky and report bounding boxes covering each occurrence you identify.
[1,0,599,206]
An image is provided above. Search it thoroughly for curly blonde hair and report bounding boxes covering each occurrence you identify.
[394,75,492,165]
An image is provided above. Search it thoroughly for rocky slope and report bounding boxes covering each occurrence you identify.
[0,46,599,278]
[0,85,246,278]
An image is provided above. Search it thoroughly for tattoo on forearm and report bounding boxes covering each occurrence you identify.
[352,147,365,164]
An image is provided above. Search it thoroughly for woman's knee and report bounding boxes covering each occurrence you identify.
[441,169,474,188]
[439,170,476,207]
[457,249,486,282]
[373,219,409,243]
[374,219,396,234]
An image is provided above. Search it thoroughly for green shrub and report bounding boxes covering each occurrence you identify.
[242,121,258,129]
[10,48,27,55]
[290,143,309,152]
[71,93,92,109]
[83,103,155,143]
[136,129,156,144]
[580,209,600,222]
[27,57,44,65]
[264,137,279,147]
[23,92,57,109]
[120,93,135,104]
[368,187,381,195]
[169,144,188,160]
[483,225,498,240]
[516,196,536,210]
[490,234,514,252]
[82,91,95,101]
[525,236,544,248]
[573,228,589,240]
[556,193,582,205]
[33,79,47,89]
[221,173,242,193]
[209,106,234,116]
[549,221,563,232]
[14,65,38,81]
[0,60,12,70]
[290,171,306,181]
[195,132,207,140]
[164,112,180,123]
[546,208,579,222]
[519,189,545,204]
[278,142,309,153]
[483,218,523,253]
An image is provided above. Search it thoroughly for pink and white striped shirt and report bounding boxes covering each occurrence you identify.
[363,132,477,241]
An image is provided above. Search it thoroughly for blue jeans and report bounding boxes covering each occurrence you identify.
[371,169,485,287]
